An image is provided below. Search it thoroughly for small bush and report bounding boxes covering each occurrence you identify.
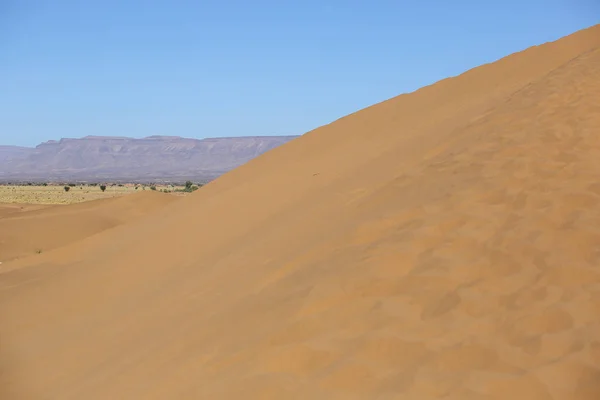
[150,186,157,191]
[100,185,107,192]
[64,186,70,192]
[178,181,201,193]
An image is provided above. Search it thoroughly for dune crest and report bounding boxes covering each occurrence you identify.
[1,24,600,399]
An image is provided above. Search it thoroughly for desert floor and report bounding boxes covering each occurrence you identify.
[0,184,188,205]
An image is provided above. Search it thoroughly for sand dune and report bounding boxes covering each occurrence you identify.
[0,203,49,219]
[0,191,179,263]
[1,24,600,399]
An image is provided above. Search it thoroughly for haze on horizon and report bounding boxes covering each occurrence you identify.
[1,1,598,147]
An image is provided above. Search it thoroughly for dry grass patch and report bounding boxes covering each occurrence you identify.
[0,184,187,205]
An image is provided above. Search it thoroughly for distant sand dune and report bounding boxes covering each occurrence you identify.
[1,24,599,400]
[0,191,178,263]
[0,203,49,218]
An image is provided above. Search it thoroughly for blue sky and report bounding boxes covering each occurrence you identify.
[1,1,598,147]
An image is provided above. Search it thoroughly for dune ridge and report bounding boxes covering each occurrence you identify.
[1,24,600,399]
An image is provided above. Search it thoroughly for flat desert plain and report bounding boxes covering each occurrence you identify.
[1,25,600,399]
[0,184,186,205]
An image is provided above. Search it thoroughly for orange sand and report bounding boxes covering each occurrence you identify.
[1,24,600,399]
[0,191,179,263]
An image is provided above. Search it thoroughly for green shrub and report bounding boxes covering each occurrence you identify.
[100,185,107,192]
[64,186,70,192]
[179,181,200,193]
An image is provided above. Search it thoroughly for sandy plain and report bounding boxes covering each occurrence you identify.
[0,184,186,205]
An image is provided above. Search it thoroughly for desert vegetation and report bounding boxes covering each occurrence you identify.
[0,181,202,205]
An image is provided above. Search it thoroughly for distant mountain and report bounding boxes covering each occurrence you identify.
[0,135,299,183]
[0,145,31,163]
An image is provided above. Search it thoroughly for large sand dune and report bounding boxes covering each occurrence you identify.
[1,24,600,399]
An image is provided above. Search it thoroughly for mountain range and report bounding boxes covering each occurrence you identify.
[0,135,298,183]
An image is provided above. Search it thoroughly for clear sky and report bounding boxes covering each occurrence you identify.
[1,1,598,147]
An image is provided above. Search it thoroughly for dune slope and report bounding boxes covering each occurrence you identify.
[1,24,600,400]
[0,191,178,262]
[0,203,49,219]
